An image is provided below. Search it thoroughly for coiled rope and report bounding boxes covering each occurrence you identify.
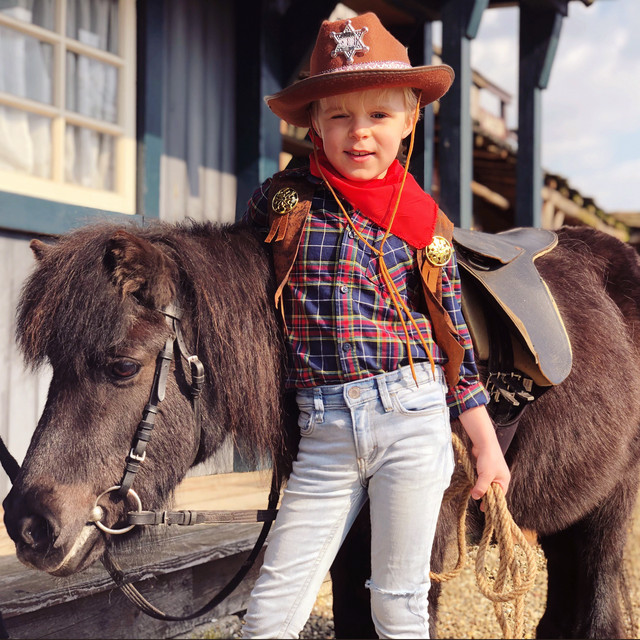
[430,432,538,639]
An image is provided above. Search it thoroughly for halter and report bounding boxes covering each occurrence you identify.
[116,303,204,500]
[87,302,280,622]
[89,303,204,534]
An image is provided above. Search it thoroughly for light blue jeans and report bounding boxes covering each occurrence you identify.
[243,362,454,639]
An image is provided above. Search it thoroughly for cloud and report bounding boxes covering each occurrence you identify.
[470,0,640,212]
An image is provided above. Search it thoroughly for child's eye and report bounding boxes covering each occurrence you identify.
[371,112,388,119]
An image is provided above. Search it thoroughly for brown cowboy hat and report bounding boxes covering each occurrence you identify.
[265,12,454,128]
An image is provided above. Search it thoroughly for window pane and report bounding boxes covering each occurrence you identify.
[0,25,53,104]
[66,0,119,54]
[66,52,118,123]
[0,105,51,177]
[65,125,114,190]
[0,0,55,30]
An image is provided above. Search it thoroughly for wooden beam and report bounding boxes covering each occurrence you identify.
[516,4,563,228]
[439,0,489,228]
[472,180,510,210]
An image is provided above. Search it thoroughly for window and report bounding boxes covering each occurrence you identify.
[0,0,136,214]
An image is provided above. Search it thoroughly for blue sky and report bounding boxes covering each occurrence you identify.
[468,0,640,213]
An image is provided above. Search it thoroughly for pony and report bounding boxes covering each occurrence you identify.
[3,220,640,639]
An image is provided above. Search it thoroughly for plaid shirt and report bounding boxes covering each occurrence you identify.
[244,170,488,417]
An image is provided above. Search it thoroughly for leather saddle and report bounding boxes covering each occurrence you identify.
[453,227,573,447]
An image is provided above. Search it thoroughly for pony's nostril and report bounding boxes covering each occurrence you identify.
[19,515,54,550]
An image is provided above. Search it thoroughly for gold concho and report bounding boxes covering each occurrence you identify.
[272,187,299,215]
[425,235,452,267]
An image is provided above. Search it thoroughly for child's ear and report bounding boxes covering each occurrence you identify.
[402,112,416,139]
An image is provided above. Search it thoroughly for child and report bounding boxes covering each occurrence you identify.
[242,12,510,639]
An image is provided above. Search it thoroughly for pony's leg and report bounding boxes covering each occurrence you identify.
[330,503,376,639]
[537,474,639,639]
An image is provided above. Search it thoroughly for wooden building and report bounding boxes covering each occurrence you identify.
[0,0,609,637]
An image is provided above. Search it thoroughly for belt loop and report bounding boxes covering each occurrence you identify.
[313,387,325,423]
[376,376,393,413]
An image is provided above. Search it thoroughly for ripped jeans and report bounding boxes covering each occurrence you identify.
[242,362,454,639]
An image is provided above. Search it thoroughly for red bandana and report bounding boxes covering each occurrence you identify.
[309,145,438,250]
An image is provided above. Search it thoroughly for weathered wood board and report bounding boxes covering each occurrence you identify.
[0,472,274,639]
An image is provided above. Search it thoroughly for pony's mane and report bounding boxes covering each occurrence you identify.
[17,220,289,470]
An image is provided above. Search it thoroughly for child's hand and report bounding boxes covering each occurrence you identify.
[470,438,511,501]
[457,405,511,501]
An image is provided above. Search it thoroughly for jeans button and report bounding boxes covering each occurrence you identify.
[348,387,361,399]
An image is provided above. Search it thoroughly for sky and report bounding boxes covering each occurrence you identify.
[460,0,640,213]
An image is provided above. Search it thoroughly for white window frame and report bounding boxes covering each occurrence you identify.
[0,0,137,215]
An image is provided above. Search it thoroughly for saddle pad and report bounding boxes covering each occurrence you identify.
[453,227,573,386]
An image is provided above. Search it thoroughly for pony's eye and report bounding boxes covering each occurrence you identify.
[109,360,140,380]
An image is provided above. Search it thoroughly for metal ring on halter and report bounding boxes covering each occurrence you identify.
[91,485,143,535]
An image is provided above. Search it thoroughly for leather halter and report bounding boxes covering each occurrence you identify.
[98,303,280,622]
[117,303,204,499]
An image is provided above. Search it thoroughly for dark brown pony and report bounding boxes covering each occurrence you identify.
[3,221,640,639]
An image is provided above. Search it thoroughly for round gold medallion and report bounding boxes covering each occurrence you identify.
[425,235,452,267]
[272,188,299,215]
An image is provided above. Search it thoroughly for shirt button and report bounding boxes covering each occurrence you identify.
[348,229,355,238]
[340,285,348,294]
[343,342,352,352]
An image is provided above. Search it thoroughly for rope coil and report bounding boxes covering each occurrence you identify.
[431,432,538,639]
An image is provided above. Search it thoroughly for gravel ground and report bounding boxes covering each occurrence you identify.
[186,488,640,639]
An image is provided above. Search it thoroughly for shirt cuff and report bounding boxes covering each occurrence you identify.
[447,379,489,419]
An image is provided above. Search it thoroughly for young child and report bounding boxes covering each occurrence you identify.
[242,12,510,639]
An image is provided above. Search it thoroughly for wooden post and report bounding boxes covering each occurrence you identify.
[516,2,564,228]
[234,0,282,219]
[439,0,488,229]
[408,21,435,194]
[136,0,164,221]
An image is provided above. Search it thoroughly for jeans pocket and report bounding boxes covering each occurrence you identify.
[297,405,316,436]
[391,383,444,416]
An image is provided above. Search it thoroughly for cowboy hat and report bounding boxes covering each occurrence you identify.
[265,12,454,128]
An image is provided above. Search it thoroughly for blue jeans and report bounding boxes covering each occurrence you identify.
[243,363,454,639]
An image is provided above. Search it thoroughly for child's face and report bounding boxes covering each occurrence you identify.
[312,89,415,181]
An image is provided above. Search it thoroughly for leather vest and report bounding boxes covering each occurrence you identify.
[264,170,465,386]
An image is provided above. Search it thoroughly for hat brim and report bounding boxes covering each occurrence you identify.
[266,65,454,128]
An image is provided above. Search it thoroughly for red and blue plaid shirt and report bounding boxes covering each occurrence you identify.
[244,170,488,417]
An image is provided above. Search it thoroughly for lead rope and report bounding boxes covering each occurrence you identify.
[431,432,538,639]
[311,94,436,385]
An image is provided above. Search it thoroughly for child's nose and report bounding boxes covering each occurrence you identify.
[349,119,370,139]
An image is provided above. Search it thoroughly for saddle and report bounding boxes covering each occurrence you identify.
[453,227,573,450]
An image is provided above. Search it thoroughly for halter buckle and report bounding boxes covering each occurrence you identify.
[128,448,146,463]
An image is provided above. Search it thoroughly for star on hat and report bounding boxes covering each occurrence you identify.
[330,20,369,65]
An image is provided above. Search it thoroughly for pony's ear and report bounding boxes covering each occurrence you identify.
[104,230,177,308]
[30,239,52,261]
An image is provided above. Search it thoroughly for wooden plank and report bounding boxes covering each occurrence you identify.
[0,522,264,614]
[4,548,265,639]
